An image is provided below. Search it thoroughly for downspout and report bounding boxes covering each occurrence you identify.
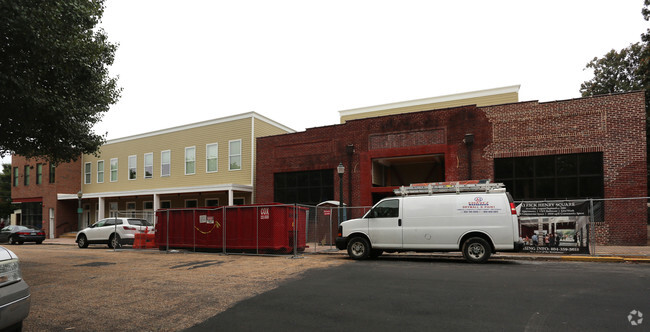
[346,144,355,206]
[463,134,474,180]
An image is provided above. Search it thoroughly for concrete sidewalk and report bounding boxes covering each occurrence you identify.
[41,236,650,263]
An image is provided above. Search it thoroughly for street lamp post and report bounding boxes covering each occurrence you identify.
[77,191,83,230]
[337,163,345,225]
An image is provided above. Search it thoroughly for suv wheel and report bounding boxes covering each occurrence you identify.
[77,234,89,248]
[109,234,121,249]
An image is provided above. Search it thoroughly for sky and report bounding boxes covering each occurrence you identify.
[3,0,649,164]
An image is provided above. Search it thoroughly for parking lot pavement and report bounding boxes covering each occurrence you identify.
[187,257,650,332]
[9,245,347,332]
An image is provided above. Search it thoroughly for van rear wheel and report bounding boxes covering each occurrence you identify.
[347,237,371,260]
[462,237,491,263]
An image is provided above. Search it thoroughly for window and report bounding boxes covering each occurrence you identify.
[109,202,118,217]
[144,153,153,179]
[13,167,18,187]
[49,164,55,183]
[274,169,334,205]
[185,199,198,208]
[161,150,171,177]
[494,152,604,200]
[84,162,91,184]
[128,155,137,180]
[185,147,196,175]
[161,201,171,209]
[24,166,30,186]
[110,158,118,182]
[229,140,241,171]
[206,143,218,173]
[36,163,43,185]
[367,199,399,218]
[233,197,245,205]
[205,198,219,207]
[97,160,104,183]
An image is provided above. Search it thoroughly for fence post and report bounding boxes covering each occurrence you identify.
[293,204,298,258]
[256,206,259,255]
[590,199,595,256]
[166,210,169,252]
[222,207,226,255]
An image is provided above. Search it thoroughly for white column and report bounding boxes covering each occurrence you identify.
[153,193,160,227]
[228,189,234,206]
[154,193,160,211]
[98,197,105,220]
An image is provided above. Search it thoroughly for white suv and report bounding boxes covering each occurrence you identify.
[76,218,154,249]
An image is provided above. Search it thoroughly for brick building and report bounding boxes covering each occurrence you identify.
[10,156,81,238]
[256,90,647,245]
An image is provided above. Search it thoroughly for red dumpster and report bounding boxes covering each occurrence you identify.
[155,204,307,253]
[155,208,224,250]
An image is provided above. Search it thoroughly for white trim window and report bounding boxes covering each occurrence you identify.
[110,158,118,182]
[229,139,242,171]
[161,150,171,177]
[185,199,198,208]
[185,146,196,175]
[84,162,91,184]
[128,155,137,180]
[206,143,218,173]
[97,160,104,183]
[205,198,219,207]
[144,152,153,179]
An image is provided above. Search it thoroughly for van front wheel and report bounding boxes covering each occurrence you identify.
[347,237,371,260]
[462,237,491,263]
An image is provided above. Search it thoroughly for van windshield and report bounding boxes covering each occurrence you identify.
[365,199,399,218]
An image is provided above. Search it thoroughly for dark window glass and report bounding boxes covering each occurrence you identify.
[514,179,534,200]
[368,199,399,218]
[514,158,534,177]
[495,152,603,200]
[494,159,513,179]
[535,155,555,177]
[556,178,578,198]
[49,164,56,183]
[535,178,555,198]
[274,169,334,205]
[557,155,577,176]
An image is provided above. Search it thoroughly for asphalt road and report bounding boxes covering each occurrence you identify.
[187,256,650,332]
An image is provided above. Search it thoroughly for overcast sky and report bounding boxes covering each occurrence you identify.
[3,1,648,165]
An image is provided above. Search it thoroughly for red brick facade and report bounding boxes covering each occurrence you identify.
[256,91,647,245]
[11,156,80,238]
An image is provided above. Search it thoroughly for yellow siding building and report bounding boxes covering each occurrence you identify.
[59,112,293,227]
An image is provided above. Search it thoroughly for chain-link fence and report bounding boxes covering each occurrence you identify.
[516,197,650,256]
[117,197,648,257]
[148,204,371,256]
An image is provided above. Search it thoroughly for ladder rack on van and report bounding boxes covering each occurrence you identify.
[394,180,505,196]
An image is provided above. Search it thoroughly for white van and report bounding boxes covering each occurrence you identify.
[335,181,523,263]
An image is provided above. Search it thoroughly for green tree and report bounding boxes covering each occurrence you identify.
[0,0,121,164]
[0,164,13,221]
[580,1,650,112]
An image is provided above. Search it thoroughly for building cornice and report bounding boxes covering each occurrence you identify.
[338,85,520,118]
[104,112,295,145]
